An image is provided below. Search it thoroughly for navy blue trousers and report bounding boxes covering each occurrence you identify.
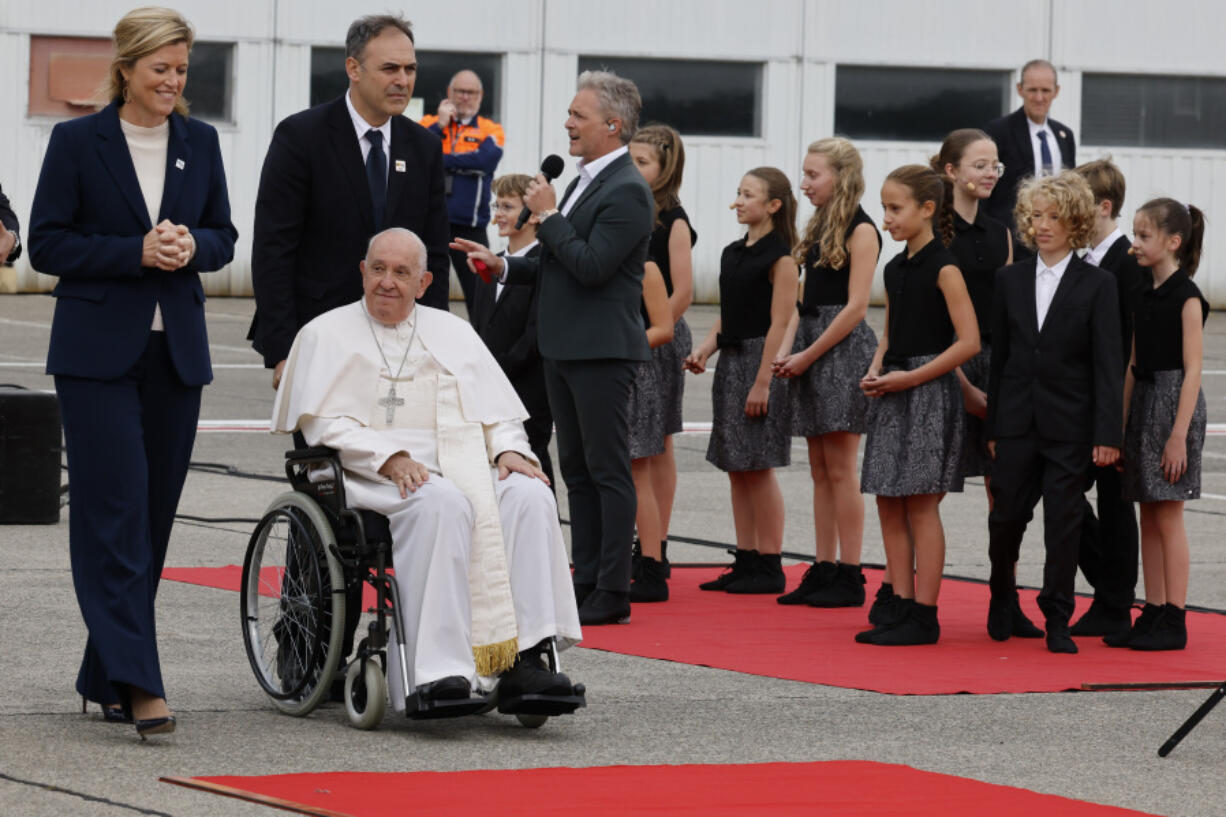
[56,333,201,706]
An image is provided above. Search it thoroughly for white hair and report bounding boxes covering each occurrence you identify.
[577,70,641,144]
[365,227,427,270]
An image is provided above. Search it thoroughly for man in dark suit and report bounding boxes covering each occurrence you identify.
[250,13,449,389]
[985,173,1123,654]
[983,60,1076,242]
[1071,159,1146,637]
[452,71,654,626]
[0,183,22,266]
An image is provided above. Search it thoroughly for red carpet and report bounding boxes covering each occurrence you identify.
[163,564,1226,695]
[163,761,1161,816]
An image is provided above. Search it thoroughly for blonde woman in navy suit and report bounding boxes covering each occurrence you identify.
[29,7,236,740]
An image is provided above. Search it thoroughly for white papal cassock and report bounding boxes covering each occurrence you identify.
[271,301,580,701]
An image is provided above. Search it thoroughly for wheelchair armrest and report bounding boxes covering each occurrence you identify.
[285,446,340,463]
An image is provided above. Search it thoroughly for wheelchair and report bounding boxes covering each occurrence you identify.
[240,447,585,729]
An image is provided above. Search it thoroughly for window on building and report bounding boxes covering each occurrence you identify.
[28,35,234,122]
[1082,73,1226,149]
[310,47,501,122]
[835,66,1012,142]
[576,56,762,138]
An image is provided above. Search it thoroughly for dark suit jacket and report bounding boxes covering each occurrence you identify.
[504,152,653,362]
[983,107,1076,228]
[29,102,237,386]
[1098,234,1145,367]
[986,254,1122,447]
[249,94,449,367]
[0,183,21,265]
[469,245,549,414]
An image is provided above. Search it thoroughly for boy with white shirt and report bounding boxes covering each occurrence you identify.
[984,171,1123,654]
[1069,158,1146,637]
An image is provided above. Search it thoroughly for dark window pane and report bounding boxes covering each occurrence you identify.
[835,66,1011,142]
[577,56,761,137]
[1082,73,1226,149]
[310,46,501,121]
[188,42,232,122]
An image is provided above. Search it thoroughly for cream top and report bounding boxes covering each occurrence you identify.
[120,117,168,331]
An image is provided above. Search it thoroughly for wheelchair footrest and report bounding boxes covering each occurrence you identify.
[404,692,492,720]
[497,687,587,717]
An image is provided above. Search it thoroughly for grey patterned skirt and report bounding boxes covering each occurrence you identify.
[706,336,792,472]
[627,358,666,460]
[787,307,877,437]
[653,317,691,436]
[1123,370,1206,502]
[960,344,992,478]
[860,353,965,496]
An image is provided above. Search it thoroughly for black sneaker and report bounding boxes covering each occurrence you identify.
[699,549,758,591]
[629,555,669,603]
[726,553,786,594]
[806,563,867,608]
[777,561,836,605]
[870,601,940,646]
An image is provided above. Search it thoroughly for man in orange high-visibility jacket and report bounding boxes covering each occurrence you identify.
[421,69,505,313]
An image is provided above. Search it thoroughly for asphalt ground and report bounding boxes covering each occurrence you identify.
[1,293,1225,817]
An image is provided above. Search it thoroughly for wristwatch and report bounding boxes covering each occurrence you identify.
[538,208,559,222]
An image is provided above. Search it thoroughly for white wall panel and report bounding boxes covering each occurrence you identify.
[1054,0,1226,75]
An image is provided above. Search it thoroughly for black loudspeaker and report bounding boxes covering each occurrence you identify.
[0,385,62,524]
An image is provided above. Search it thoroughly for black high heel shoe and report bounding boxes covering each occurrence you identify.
[134,715,176,739]
[81,696,132,724]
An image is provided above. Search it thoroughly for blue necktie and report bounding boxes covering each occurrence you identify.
[366,129,387,229]
[1037,130,1054,176]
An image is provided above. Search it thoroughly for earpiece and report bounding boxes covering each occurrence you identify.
[608,123,616,132]
[1027,227,1036,236]
[966,182,977,192]
[1127,247,1136,255]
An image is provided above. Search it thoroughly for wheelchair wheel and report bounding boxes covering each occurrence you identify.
[515,713,548,729]
[241,491,346,717]
[344,657,387,730]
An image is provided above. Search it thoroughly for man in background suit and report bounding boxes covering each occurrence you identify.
[0,183,22,266]
[452,71,654,626]
[984,60,1076,245]
[250,13,449,390]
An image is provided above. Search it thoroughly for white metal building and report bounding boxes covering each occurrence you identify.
[3,0,1225,303]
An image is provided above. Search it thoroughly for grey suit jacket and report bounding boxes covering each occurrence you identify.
[505,152,653,362]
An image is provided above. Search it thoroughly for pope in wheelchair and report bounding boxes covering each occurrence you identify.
[251,227,584,728]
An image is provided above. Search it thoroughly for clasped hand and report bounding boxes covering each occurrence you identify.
[142,219,192,270]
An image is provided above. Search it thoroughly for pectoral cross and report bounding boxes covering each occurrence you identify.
[378,383,405,424]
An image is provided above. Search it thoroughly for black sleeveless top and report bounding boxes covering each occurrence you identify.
[648,206,697,296]
[948,209,1009,342]
[882,238,960,360]
[719,230,791,342]
[800,206,882,311]
[1133,269,1209,376]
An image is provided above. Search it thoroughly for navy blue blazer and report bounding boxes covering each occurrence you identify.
[29,102,237,387]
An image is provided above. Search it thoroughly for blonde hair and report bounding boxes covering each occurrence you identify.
[105,7,194,117]
[1013,171,1096,252]
[630,124,685,223]
[794,138,864,270]
[492,173,533,200]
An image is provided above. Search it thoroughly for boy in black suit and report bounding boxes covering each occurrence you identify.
[468,174,554,486]
[1070,159,1145,636]
[985,172,1124,654]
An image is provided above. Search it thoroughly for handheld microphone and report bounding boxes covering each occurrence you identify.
[517,154,566,229]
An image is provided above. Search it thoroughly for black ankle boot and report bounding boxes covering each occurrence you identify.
[699,549,757,591]
[1130,604,1187,651]
[629,555,669,602]
[726,553,786,594]
[660,540,671,578]
[806,563,867,608]
[867,582,895,625]
[1104,603,1162,648]
[777,561,835,605]
[855,593,909,643]
[871,601,940,646]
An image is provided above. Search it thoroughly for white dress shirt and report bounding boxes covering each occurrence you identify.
[1027,117,1064,177]
[1084,228,1124,268]
[1035,250,1074,329]
[560,146,629,216]
[345,90,392,183]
